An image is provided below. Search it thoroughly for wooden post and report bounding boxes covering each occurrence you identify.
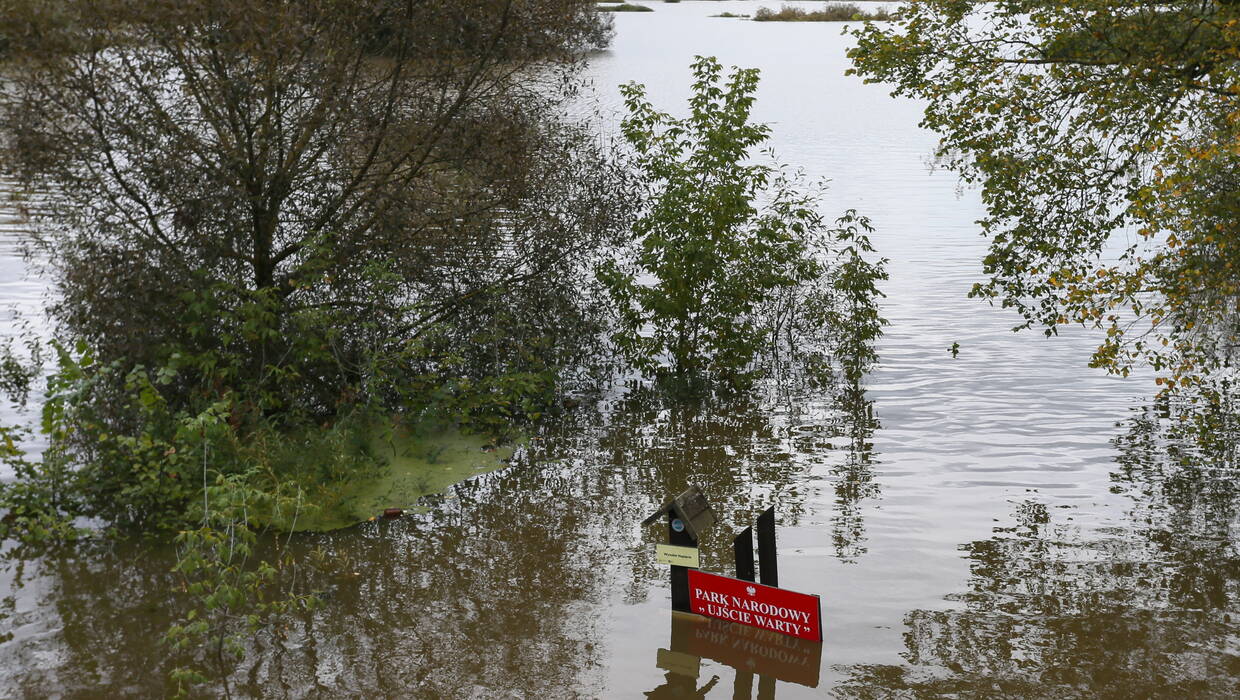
[757,675,776,700]
[733,671,754,699]
[669,512,694,612]
[733,526,755,582]
[757,506,778,588]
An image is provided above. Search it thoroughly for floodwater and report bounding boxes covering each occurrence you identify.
[2,3,1238,697]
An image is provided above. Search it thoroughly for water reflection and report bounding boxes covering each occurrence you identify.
[0,539,185,697]
[826,388,880,562]
[2,452,619,697]
[537,385,880,603]
[835,391,1240,698]
[0,383,877,696]
[645,659,719,700]
[652,611,822,697]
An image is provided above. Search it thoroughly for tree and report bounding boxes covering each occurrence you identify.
[849,1,1240,390]
[602,56,886,388]
[0,0,633,529]
[0,0,629,420]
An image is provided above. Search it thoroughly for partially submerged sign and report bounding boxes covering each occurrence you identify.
[687,569,822,642]
[655,544,700,568]
[645,485,717,613]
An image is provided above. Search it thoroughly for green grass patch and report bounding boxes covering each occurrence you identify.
[752,3,892,21]
[712,12,750,18]
[598,3,655,11]
[268,423,513,532]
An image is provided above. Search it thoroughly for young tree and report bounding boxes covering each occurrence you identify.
[849,1,1240,389]
[602,56,886,388]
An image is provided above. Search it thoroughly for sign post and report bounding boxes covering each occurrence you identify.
[668,512,694,612]
[756,506,778,587]
[643,485,717,612]
[733,526,755,582]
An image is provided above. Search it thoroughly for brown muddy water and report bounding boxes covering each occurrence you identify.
[2,3,1239,698]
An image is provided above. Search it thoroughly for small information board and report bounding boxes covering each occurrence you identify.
[687,569,822,642]
[655,544,700,568]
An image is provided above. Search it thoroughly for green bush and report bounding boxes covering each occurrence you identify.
[598,3,655,11]
[602,57,887,390]
[753,4,892,22]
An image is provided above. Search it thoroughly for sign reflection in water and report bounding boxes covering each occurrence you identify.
[648,611,822,699]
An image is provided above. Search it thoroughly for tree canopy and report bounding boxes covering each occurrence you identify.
[0,0,628,422]
[0,0,632,532]
[849,0,1240,390]
[603,56,887,390]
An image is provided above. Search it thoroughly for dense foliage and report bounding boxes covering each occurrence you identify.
[0,2,625,693]
[849,0,1240,389]
[603,56,887,388]
[0,0,631,532]
[2,0,626,415]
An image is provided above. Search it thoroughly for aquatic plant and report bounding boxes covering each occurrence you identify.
[165,471,316,699]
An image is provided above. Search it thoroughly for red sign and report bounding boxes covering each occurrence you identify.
[687,570,822,642]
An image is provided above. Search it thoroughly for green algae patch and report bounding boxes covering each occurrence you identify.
[273,426,513,532]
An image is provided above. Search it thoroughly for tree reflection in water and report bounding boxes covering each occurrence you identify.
[827,386,881,562]
[0,381,879,696]
[577,384,881,598]
[836,391,1240,698]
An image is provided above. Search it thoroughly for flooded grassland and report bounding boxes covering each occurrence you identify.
[1,3,1238,698]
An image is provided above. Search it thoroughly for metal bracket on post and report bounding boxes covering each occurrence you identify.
[756,506,778,588]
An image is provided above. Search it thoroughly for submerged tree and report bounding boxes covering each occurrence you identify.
[849,1,1240,389]
[0,0,626,418]
[0,0,632,528]
[602,56,887,389]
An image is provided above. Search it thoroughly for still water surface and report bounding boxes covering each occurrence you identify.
[1,4,1237,697]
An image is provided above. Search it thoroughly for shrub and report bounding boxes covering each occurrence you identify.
[753,3,892,22]
[598,3,655,11]
[602,57,887,390]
